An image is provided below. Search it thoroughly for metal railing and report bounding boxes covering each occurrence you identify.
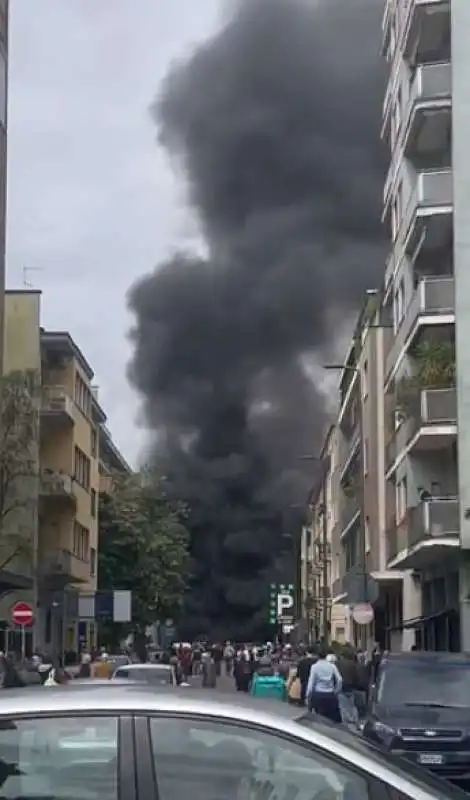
[386,498,459,562]
[402,169,453,250]
[386,387,456,467]
[403,62,451,144]
[385,276,454,379]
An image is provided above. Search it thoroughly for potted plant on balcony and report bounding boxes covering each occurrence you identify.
[395,340,455,417]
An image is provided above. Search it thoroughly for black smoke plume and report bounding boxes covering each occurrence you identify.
[128,0,386,639]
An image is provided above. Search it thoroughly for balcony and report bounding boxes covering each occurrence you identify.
[385,276,454,380]
[386,387,457,470]
[332,577,345,602]
[402,0,451,65]
[387,498,460,569]
[403,62,451,159]
[337,423,360,480]
[338,494,361,537]
[40,469,76,504]
[41,386,74,425]
[38,548,90,587]
[402,170,453,256]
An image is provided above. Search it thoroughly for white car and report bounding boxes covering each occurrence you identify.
[110,662,180,686]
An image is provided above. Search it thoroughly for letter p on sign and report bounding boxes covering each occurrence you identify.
[276,592,294,620]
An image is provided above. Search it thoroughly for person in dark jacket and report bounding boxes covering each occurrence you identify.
[337,651,360,725]
[297,647,317,706]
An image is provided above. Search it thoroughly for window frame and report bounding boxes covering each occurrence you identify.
[0,711,135,800]
[143,714,394,800]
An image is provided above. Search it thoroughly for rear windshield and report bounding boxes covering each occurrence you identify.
[377,660,470,708]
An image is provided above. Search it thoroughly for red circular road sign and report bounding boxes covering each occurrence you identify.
[10,601,33,627]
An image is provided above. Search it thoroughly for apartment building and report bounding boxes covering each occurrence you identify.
[380,0,469,651]
[300,428,349,644]
[1,290,122,654]
[323,294,410,649]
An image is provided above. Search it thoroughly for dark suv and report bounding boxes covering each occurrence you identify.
[363,651,470,789]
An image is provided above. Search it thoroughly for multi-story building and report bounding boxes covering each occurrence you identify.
[380,0,467,651]
[322,294,409,649]
[1,289,123,655]
[0,0,7,374]
[300,428,349,644]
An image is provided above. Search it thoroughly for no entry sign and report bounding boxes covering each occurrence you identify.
[10,601,33,627]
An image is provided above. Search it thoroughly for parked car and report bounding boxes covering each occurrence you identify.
[363,651,470,790]
[110,662,179,686]
[0,684,465,799]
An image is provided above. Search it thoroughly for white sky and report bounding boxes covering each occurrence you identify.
[6,0,221,464]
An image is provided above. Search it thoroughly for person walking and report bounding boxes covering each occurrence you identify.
[297,647,317,707]
[306,648,342,723]
[336,649,360,727]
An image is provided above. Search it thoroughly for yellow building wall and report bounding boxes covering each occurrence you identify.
[4,291,41,372]
[1,292,41,581]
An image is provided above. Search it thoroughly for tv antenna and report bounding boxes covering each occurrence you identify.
[22,266,43,288]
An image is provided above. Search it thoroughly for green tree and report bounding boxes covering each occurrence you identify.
[98,470,190,636]
[0,370,38,572]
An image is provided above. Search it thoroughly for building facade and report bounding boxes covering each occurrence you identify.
[380,0,468,651]
[1,290,123,655]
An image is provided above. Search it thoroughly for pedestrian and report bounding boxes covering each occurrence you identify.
[336,649,360,726]
[306,647,342,723]
[223,641,235,676]
[297,647,317,706]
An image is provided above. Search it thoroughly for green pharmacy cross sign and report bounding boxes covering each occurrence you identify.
[269,583,294,624]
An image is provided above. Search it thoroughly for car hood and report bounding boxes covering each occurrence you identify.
[377,705,470,728]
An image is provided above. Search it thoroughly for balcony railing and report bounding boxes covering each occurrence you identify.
[39,548,90,584]
[385,276,454,379]
[40,469,75,498]
[386,498,459,563]
[337,423,360,479]
[41,386,74,419]
[403,62,451,144]
[386,387,456,468]
[338,494,361,535]
[402,169,453,248]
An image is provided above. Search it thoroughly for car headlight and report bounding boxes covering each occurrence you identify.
[372,721,396,738]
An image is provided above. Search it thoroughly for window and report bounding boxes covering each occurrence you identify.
[74,372,92,418]
[393,276,405,332]
[91,488,97,517]
[362,359,368,398]
[149,717,368,800]
[91,426,97,457]
[395,477,408,523]
[73,521,90,561]
[0,715,117,800]
[90,546,97,576]
[74,445,91,490]
[363,438,369,475]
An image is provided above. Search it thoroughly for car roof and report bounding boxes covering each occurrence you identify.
[114,663,172,670]
[0,685,456,798]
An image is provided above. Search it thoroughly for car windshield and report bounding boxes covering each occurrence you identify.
[377,661,470,708]
[117,667,172,684]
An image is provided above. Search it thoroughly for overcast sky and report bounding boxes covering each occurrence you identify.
[6,0,221,464]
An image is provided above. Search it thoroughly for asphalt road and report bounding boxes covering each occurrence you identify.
[190,672,237,693]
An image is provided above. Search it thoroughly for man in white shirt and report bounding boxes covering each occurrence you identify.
[306,649,342,722]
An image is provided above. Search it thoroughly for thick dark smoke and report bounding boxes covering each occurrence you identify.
[128,0,386,639]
